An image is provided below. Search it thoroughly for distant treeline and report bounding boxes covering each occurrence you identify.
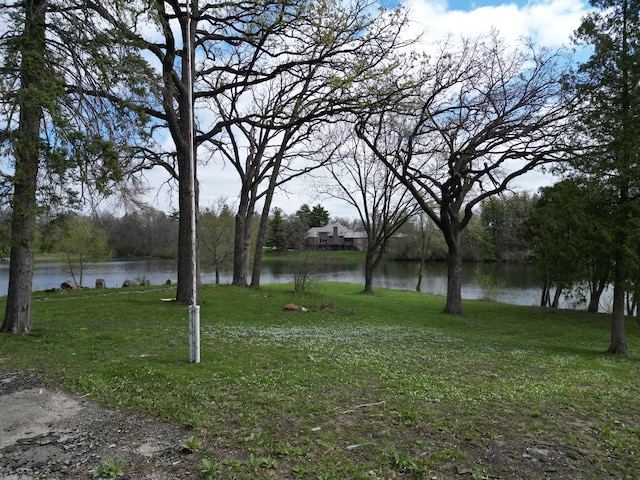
[0,195,535,263]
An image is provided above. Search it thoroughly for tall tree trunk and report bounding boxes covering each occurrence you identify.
[416,260,424,292]
[551,288,562,309]
[251,218,269,290]
[608,250,629,355]
[250,147,286,289]
[249,211,268,289]
[232,188,253,286]
[444,233,463,314]
[174,9,198,304]
[233,169,261,286]
[176,155,199,303]
[540,278,551,307]
[587,280,607,313]
[2,0,46,334]
[363,250,376,294]
[232,213,249,286]
[3,181,37,333]
[250,173,279,289]
[416,216,429,292]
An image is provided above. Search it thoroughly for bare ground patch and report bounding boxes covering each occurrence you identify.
[0,371,198,479]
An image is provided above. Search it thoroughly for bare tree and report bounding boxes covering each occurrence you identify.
[322,131,417,294]
[201,0,412,289]
[200,200,235,285]
[58,215,111,287]
[356,32,574,314]
[76,0,410,299]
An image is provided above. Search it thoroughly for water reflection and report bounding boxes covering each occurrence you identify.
[0,258,571,308]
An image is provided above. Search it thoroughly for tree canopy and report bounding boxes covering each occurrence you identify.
[356,32,574,313]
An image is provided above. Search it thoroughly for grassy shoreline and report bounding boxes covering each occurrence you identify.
[1,283,639,478]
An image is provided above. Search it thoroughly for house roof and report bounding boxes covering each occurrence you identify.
[306,222,352,238]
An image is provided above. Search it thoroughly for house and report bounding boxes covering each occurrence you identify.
[305,223,368,251]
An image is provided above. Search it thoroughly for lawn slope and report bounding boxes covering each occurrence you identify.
[1,283,638,479]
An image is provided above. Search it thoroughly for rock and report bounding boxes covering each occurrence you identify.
[122,278,151,287]
[283,303,299,311]
[60,280,78,290]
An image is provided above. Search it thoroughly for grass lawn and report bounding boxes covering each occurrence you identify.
[1,282,639,479]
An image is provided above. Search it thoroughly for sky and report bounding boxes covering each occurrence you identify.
[140,0,592,220]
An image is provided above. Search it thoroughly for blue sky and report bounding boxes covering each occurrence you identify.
[422,0,574,11]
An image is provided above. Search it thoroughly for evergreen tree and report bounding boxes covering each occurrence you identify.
[0,1,148,333]
[266,208,288,253]
[295,204,312,229]
[309,205,330,227]
[525,179,614,310]
[1,0,47,333]
[572,0,640,355]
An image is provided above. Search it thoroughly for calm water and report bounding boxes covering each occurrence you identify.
[0,258,561,308]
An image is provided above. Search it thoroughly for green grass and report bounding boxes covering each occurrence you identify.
[1,282,639,479]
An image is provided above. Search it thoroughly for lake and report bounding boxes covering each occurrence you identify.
[0,258,600,310]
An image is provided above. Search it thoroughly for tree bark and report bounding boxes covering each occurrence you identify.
[363,250,376,294]
[250,218,266,289]
[540,279,551,307]
[250,170,280,289]
[444,233,463,314]
[175,153,199,303]
[2,0,46,334]
[608,250,629,356]
[3,203,37,334]
[416,260,424,292]
[587,280,607,313]
[173,6,199,305]
[232,209,250,286]
[551,288,562,309]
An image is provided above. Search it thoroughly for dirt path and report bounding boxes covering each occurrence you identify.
[0,371,199,479]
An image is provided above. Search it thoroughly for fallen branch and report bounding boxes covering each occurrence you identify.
[342,401,386,414]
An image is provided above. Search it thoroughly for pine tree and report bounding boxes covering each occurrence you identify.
[572,0,640,355]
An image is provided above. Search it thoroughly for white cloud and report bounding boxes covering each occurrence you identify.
[405,0,588,48]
